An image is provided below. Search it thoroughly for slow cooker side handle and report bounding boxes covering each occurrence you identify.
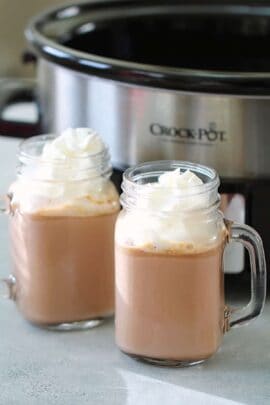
[0,78,41,138]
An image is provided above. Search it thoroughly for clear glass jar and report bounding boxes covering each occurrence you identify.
[115,161,266,366]
[1,134,120,330]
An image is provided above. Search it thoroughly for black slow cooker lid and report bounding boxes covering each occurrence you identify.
[26,0,270,95]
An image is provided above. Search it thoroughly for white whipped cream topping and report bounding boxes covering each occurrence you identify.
[42,128,104,164]
[11,128,119,215]
[137,168,210,212]
[116,169,223,251]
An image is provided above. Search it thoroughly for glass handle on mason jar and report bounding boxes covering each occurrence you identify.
[0,194,16,300]
[227,222,266,328]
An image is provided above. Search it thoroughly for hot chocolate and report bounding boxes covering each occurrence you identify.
[9,128,120,328]
[115,242,226,362]
[115,162,229,364]
[11,209,117,326]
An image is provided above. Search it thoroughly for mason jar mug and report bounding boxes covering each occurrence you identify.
[1,132,120,330]
[115,161,266,366]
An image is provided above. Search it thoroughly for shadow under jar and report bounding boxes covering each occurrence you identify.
[2,134,120,330]
[115,161,266,366]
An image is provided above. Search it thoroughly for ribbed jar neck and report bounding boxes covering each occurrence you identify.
[121,160,220,214]
[17,134,112,182]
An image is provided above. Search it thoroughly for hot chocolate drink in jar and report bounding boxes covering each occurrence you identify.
[115,161,266,366]
[2,128,120,330]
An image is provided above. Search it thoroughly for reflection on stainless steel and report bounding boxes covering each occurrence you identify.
[221,194,245,274]
[38,60,270,178]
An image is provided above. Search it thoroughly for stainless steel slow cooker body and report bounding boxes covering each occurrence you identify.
[26,0,270,178]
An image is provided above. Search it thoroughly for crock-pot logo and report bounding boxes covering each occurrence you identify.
[150,122,226,144]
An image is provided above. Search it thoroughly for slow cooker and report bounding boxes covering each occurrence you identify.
[1,0,270,284]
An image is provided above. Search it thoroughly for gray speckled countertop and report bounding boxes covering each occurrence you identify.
[0,136,269,405]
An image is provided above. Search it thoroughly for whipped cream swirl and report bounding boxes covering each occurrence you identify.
[116,168,224,252]
[11,128,119,215]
